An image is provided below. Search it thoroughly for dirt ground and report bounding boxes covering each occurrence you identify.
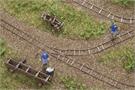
[0,0,135,89]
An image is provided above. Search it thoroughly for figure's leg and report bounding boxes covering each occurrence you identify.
[42,63,48,73]
[111,33,116,40]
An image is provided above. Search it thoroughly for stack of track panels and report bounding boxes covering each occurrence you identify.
[5,59,51,85]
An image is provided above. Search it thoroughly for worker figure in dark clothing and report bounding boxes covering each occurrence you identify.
[41,51,49,73]
[110,22,119,40]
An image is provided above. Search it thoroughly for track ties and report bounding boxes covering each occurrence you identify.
[59,50,62,54]
[61,55,66,61]
[113,82,118,88]
[127,31,132,37]
[70,59,75,65]
[25,66,30,73]
[53,29,134,56]
[111,15,114,20]
[98,8,103,14]
[130,18,132,23]
[51,53,135,89]
[71,0,135,24]
[1,12,135,89]
[80,63,85,70]
[82,0,86,5]
[77,50,80,55]
[66,58,70,63]
[74,48,76,55]
[35,71,40,77]
[88,49,91,54]
[121,17,123,22]
[117,35,123,41]
[101,45,105,50]
[90,4,94,9]
[97,44,105,52]
[57,55,61,60]
[107,13,111,17]
[97,46,101,52]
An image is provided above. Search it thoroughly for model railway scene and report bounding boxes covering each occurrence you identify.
[0,0,135,89]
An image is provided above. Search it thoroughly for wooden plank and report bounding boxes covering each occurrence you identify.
[82,0,86,5]
[97,47,101,51]
[121,17,123,22]
[66,58,70,63]
[70,60,75,65]
[101,45,105,50]
[5,59,51,85]
[78,50,81,55]
[35,71,40,77]
[118,35,122,41]
[15,63,21,69]
[127,32,132,37]
[45,75,50,82]
[107,13,111,17]
[111,15,114,19]
[80,63,85,70]
[26,66,30,72]
[74,49,76,55]
[90,4,94,9]
[99,8,103,14]
[130,18,132,23]
[88,50,91,54]
[51,16,56,23]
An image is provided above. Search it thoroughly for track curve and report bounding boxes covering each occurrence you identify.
[51,53,135,89]
[0,13,135,89]
[67,0,135,24]
[54,30,135,56]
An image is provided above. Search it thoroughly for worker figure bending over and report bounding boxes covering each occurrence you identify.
[110,22,119,40]
[41,51,49,73]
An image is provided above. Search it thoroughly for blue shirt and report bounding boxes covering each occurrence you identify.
[111,24,118,33]
[41,52,49,64]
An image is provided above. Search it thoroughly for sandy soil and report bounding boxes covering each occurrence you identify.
[0,0,135,89]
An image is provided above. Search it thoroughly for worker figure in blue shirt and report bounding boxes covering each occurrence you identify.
[110,22,119,40]
[41,51,49,73]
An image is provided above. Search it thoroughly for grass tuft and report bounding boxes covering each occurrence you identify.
[100,46,135,72]
[61,76,86,90]
[0,38,6,57]
[0,38,50,89]
[112,0,135,6]
[122,47,135,72]
[3,0,107,39]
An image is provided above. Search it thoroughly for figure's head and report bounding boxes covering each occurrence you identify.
[110,20,116,25]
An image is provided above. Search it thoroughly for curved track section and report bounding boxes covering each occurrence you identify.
[2,16,134,57]
[55,30,135,56]
[51,53,135,89]
[0,17,135,89]
[0,19,58,54]
[69,0,135,24]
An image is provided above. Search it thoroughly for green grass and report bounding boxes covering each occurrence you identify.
[61,76,86,90]
[2,0,107,39]
[0,39,86,89]
[0,38,51,89]
[0,39,6,57]
[122,48,135,72]
[99,46,135,72]
[112,0,135,6]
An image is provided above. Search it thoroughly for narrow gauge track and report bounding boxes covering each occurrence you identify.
[67,0,135,24]
[0,19,58,54]
[51,53,135,89]
[54,30,135,56]
[0,18,135,89]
